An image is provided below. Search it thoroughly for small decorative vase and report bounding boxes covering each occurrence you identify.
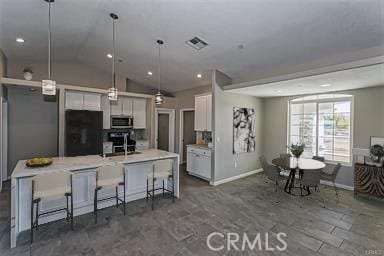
[23,72,32,81]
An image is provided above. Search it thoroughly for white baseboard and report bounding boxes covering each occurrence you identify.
[210,169,263,186]
[320,180,354,191]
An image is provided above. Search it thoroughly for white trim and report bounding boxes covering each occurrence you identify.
[1,77,154,99]
[320,180,354,191]
[179,108,195,163]
[155,108,175,152]
[210,169,263,186]
[223,57,384,91]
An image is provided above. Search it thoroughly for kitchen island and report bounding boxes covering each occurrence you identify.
[10,149,179,248]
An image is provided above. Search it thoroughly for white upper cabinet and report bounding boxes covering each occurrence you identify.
[111,97,133,116]
[194,94,212,131]
[101,96,111,129]
[206,94,212,131]
[65,91,84,110]
[132,98,147,129]
[110,98,123,116]
[122,97,133,116]
[83,93,101,111]
[65,91,101,111]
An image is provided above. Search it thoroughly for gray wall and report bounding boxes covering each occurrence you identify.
[213,70,264,182]
[0,49,6,97]
[262,85,384,188]
[150,85,211,153]
[7,86,58,174]
[6,61,126,91]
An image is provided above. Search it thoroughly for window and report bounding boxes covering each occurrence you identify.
[289,94,353,163]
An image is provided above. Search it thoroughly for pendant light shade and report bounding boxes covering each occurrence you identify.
[108,87,118,101]
[155,40,164,105]
[108,13,119,101]
[42,0,56,96]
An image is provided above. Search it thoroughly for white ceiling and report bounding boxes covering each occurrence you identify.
[226,63,384,97]
[1,0,383,92]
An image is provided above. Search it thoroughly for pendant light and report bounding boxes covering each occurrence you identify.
[155,39,164,105]
[42,0,56,96]
[108,13,119,101]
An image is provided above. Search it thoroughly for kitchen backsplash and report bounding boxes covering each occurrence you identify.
[103,129,148,142]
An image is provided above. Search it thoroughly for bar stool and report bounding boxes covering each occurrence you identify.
[94,164,125,224]
[146,159,175,210]
[31,171,73,243]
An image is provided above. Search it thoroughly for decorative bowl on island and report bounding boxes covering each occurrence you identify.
[26,157,53,168]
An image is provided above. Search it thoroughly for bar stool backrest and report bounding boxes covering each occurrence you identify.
[33,172,71,194]
[153,159,173,174]
[96,164,124,182]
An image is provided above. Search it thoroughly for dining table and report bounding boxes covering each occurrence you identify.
[272,157,326,196]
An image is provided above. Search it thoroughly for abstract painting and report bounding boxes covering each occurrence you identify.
[233,107,255,154]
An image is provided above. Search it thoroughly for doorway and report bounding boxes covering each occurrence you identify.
[179,108,196,163]
[155,108,175,152]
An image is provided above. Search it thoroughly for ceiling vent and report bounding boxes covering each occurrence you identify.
[186,36,208,50]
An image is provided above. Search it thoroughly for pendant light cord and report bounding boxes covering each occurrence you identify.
[48,1,52,80]
[157,43,161,93]
[112,17,116,89]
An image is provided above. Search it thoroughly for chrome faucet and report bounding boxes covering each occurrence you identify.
[124,133,129,156]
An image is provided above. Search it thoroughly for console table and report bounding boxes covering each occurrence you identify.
[354,163,384,198]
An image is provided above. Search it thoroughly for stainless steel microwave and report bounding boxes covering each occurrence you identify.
[111,116,133,129]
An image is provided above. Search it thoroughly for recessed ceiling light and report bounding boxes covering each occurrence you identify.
[147,71,153,76]
[107,54,113,58]
[197,73,202,78]
[16,38,24,43]
[320,84,331,87]
[274,89,283,93]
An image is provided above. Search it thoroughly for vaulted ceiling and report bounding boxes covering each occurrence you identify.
[1,0,383,92]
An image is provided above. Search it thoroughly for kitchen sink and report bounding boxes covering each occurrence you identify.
[102,151,142,157]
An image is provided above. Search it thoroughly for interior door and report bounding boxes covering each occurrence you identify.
[157,113,169,151]
[183,110,196,162]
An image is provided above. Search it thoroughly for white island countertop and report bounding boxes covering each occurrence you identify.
[12,149,179,178]
[10,149,180,248]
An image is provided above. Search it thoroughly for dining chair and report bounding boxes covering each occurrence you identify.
[312,156,325,162]
[94,164,126,224]
[31,171,73,243]
[259,156,284,192]
[280,153,291,159]
[298,168,322,196]
[279,153,292,174]
[321,163,341,197]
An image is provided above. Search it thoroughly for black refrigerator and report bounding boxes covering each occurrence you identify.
[65,110,103,157]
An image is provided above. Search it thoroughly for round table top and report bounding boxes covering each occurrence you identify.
[272,157,326,170]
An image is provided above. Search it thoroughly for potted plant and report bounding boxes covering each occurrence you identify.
[23,67,33,80]
[289,143,305,159]
[370,144,384,165]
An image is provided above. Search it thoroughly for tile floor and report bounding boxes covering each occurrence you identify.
[0,168,383,256]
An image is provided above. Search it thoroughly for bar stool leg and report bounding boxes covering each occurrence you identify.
[152,177,155,211]
[30,201,34,243]
[172,168,175,203]
[94,188,98,224]
[66,195,69,222]
[70,177,74,231]
[115,187,118,208]
[146,179,148,202]
[35,200,39,230]
[71,193,74,230]
[123,183,126,215]
[162,180,165,198]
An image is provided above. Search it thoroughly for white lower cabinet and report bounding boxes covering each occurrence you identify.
[186,146,211,181]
